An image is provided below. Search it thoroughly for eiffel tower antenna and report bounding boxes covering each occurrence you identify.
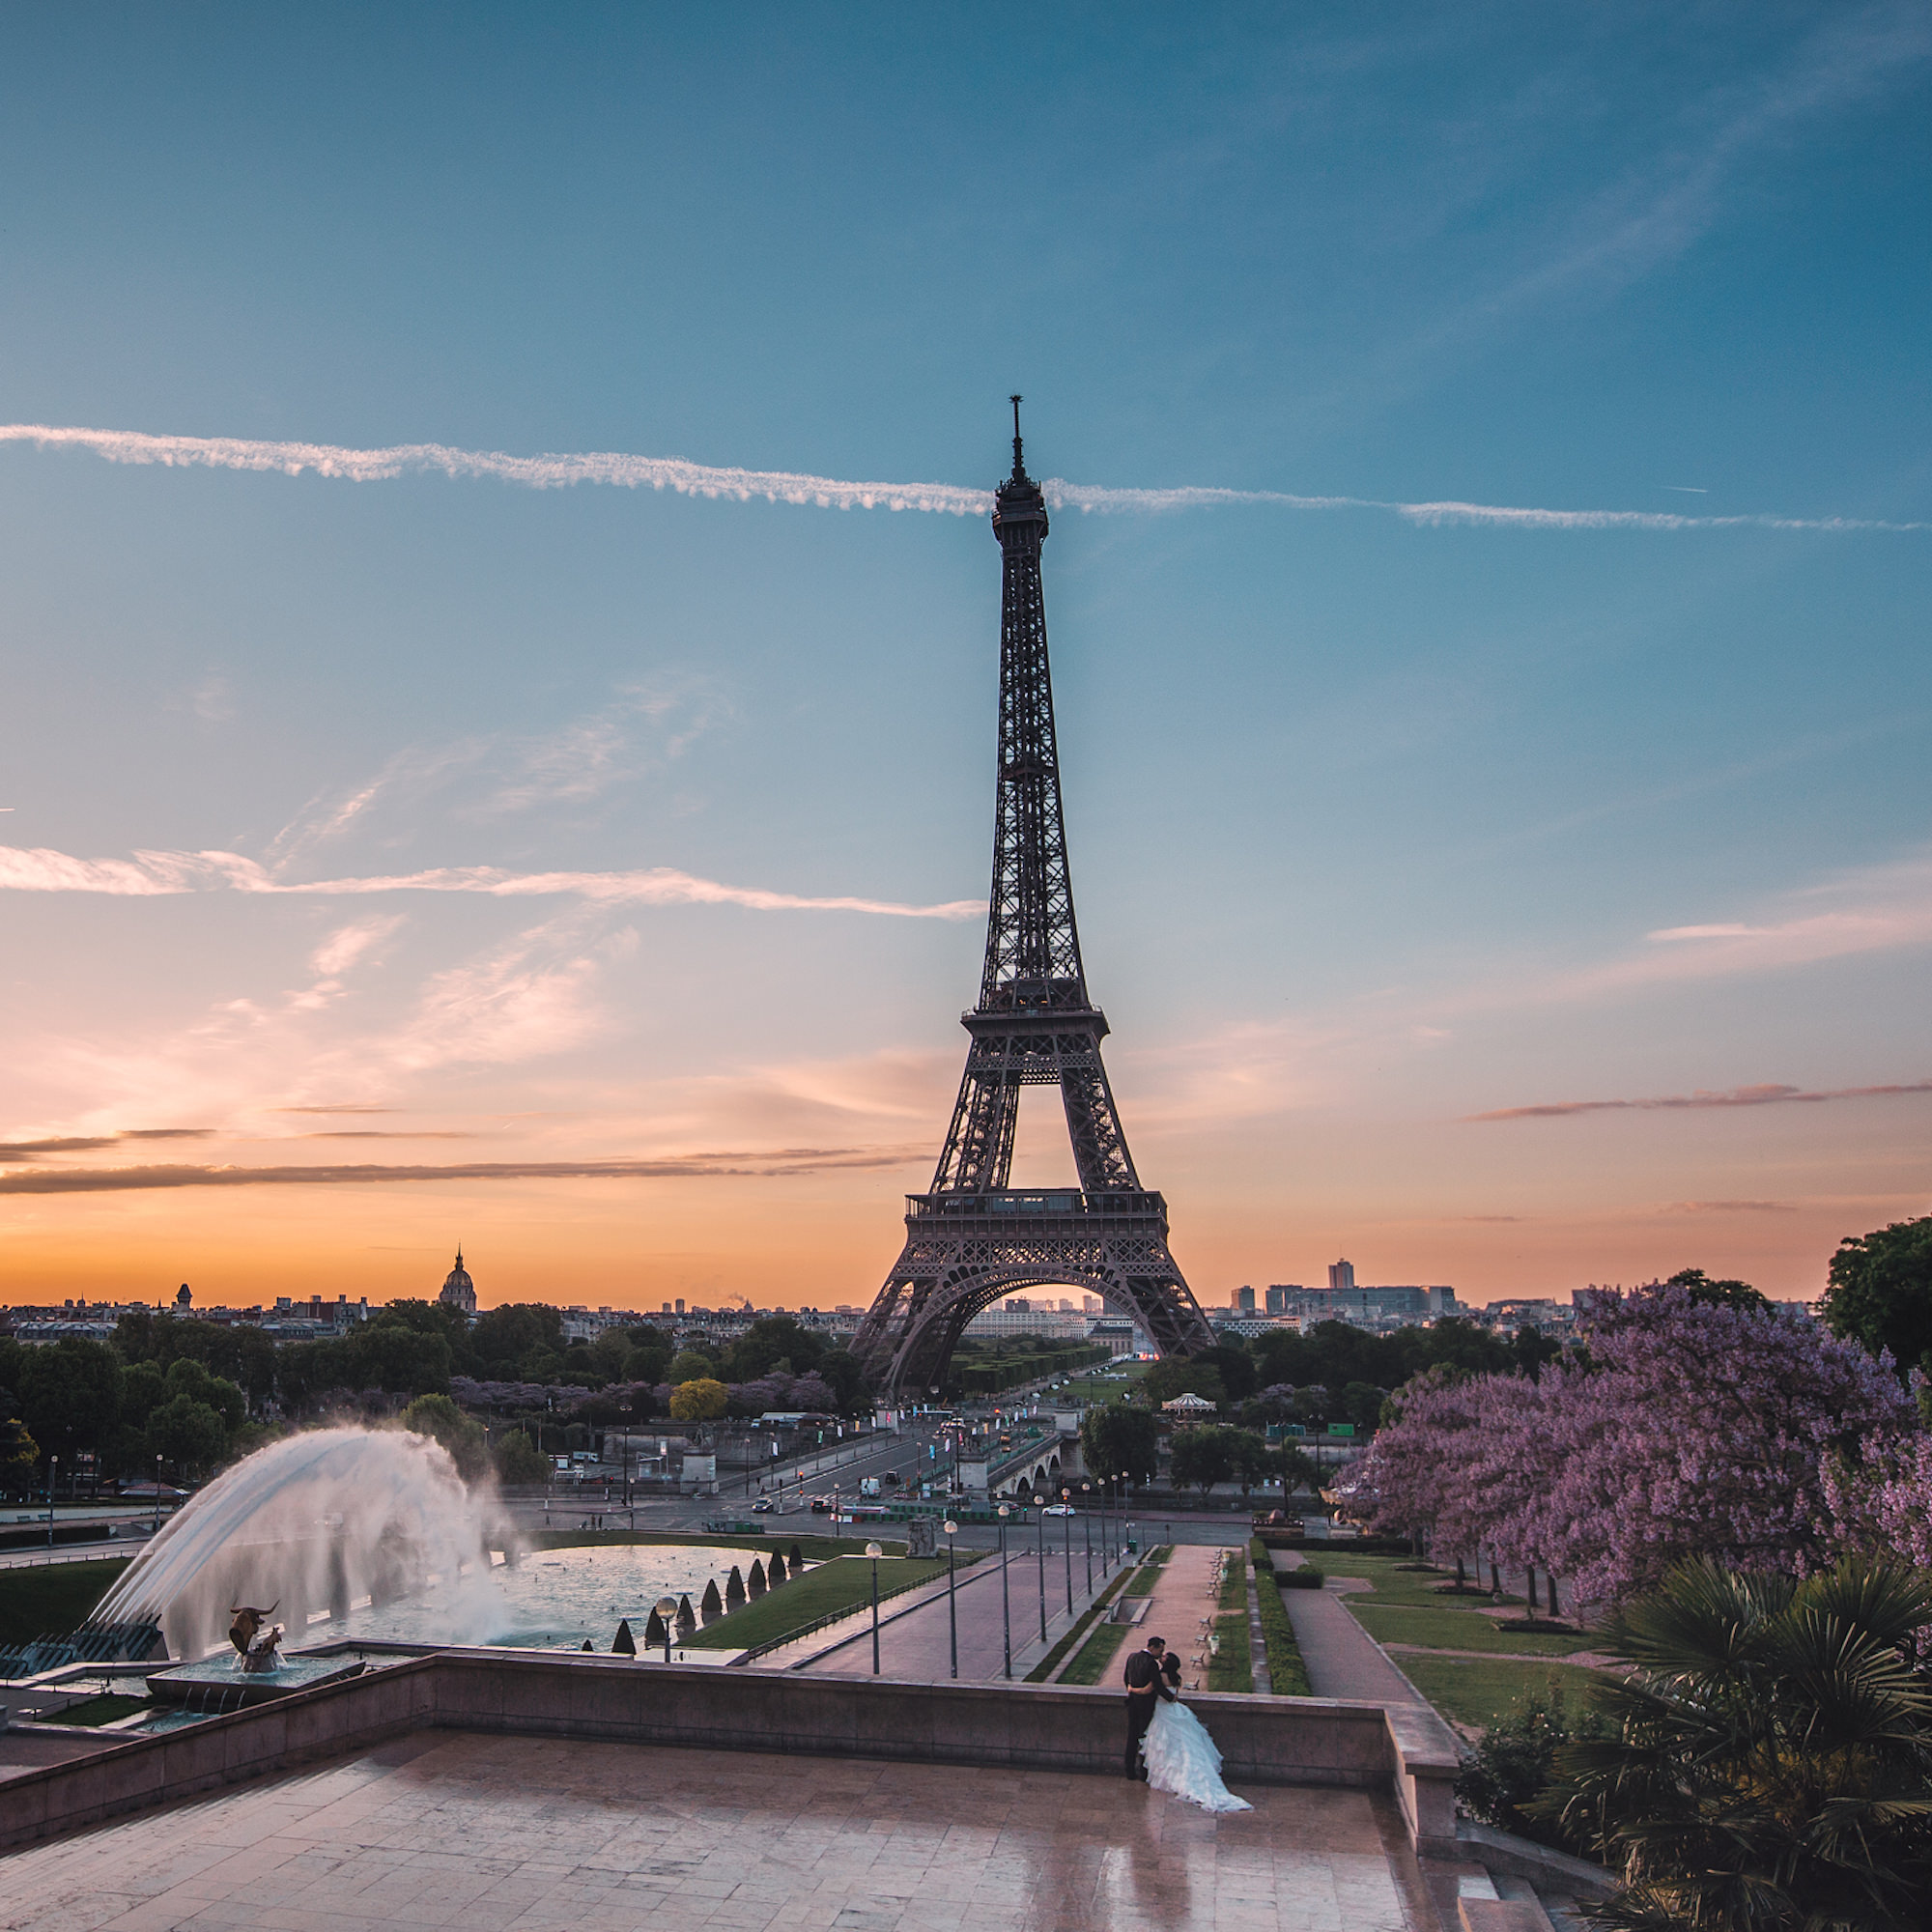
[852,408,1214,1398]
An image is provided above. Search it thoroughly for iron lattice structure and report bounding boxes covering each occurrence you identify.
[852,403,1215,1397]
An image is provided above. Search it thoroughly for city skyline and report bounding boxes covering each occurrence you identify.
[4,6,1931,1309]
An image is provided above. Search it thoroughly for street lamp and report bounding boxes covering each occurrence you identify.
[997,1502,1012,1680]
[1035,1503,1048,1642]
[1081,1482,1094,1594]
[654,1595,678,1664]
[47,1454,57,1547]
[866,1542,884,1674]
[944,1519,959,1680]
[154,1453,162,1538]
[1060,1489,1074,1614]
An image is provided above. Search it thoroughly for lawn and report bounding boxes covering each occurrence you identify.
[43,1693,152,1727]
[1309,1553,1525,1611]
[1395,1655,1605,1732]
[0,1559,129,1648]
[1060,1620,1129,1685]
[526,1529,902,1561]
[1350,1603,1587,1658]
[683,1553,948,1650]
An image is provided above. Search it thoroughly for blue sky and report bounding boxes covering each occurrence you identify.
[2,3,1928,1308]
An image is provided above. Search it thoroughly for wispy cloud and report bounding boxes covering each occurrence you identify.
[1468,1079,1932,1122]
[1660,1199,1799,1215]
[4,422,1923,536]
[0,1147,923,1194]
[0,843,980,921]
[0,1127,213,1160]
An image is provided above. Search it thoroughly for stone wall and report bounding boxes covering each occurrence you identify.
[0,1648,1460,1858]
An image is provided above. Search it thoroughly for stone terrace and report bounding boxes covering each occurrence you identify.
[0,1730,1435,1932]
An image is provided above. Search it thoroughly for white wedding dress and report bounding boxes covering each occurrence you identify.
[1142,1696,1253,1813]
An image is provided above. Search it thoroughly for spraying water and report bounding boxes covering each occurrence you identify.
[96,1426,501,1661]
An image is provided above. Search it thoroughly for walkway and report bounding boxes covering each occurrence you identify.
[1272,1557,1420,1707]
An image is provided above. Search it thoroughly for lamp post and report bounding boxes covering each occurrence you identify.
[997,1503,1012,1680]
[1081,1482,1094,1593]
[654,1595,678,1664]
[1060,1489,1074,1613]
[866,1541,883,1674]
[1035,1504,1047,1642]
[154,1454,162,1537]
[47,1454,57,1547]
[944,1519,959,1680]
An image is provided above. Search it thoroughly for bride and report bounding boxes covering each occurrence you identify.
[1142,1653,1253,1812]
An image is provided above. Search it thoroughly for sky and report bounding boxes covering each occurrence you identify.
[2,3,1929,1313]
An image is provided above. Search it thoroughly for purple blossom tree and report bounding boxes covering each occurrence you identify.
[1350,1284,1915,1605]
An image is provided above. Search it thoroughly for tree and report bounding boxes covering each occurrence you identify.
[1227,1429,1273,1496]
[1080,1404,1159,1489]
[1664,1266,1768,1315]
[669,1378,730,1423]
[493,1428,548,1485]
[1546,1558,1932,1929]
[1192,1345,1257,1402]
[1169,1426,1236,1498]
[721,1316,824,1384]
[147,1394,229,1478]
[401,1393,490,1481]
[1349,1284,1916,1603]
[0,1414,38,1496]
[668,1349,719,1384]
[18,1339,123,1464]
[469,1303,565,1379]
[1140,1358,1225,1408]
[1821,1215,1932,1378]
[339,1323,451,1397]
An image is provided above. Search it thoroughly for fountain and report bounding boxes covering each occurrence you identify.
[96,1425,498,1662]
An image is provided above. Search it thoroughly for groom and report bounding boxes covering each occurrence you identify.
[1122,1634,1176,1778]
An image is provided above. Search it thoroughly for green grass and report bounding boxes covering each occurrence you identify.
[1395,1655,1605,1731]
[684,1554,947,1649]
[1207,1609,1252,1692]
[526,1529,902,1560]
[1217,1548,1247,1612]
[1350,1603,1588,1658]
[43,1693,151,1727]
[1060,1620,1130,1685]
[1024,1568,1133,1683]
[0,1560,129,1647]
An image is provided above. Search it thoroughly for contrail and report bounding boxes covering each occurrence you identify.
[3,421,1924,534]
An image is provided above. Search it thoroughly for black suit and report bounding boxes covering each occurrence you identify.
[1122,1647,1175,1777]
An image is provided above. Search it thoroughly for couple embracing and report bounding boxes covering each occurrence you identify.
[1121,1635,1252,1812]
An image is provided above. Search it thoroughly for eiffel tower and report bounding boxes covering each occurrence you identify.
[852,401,1215,1398]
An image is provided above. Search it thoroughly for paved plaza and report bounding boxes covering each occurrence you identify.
[0,1730,1435,1932]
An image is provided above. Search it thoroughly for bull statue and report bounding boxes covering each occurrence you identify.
[228,1603,279,1654]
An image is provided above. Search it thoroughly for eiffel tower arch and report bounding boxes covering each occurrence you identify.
[852,402,1215,1399]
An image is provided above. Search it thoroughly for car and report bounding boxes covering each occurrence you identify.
[809,1495,832,1514]
[1041,1503,1076,1517]
[751,1499,775,1514]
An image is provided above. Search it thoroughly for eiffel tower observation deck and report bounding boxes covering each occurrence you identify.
[852,402,1215,1399]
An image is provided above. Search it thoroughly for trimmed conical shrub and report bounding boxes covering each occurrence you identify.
[675,1593,696,1636]
[790,1543,805,1571]
[612,1618,637,1657]
[725,1565,747,1607]
[700,1579,724,1624]
[644,1608,668,1649]
[767,1550,787,1586]
[747,1559,767,1600]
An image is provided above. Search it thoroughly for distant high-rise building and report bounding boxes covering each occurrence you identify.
[1083,1295,1102,1316]
[1264,1285,1292,1315]
[675,1297,686,1316]
[438,1249,477,1317]
[1328,1259,1356,1293]
[1235,1285,1256,1315]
